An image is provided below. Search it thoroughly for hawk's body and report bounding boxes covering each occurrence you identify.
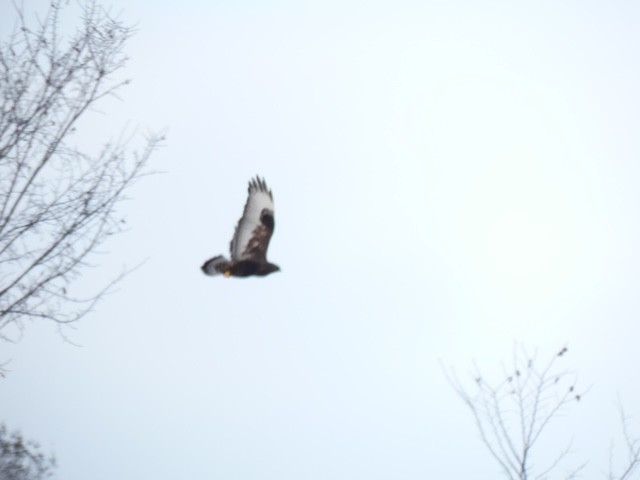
[201,177,280,278]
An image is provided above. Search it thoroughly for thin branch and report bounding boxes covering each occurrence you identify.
[613,402,640,480]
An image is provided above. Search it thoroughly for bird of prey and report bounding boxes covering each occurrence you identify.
[201,176,280,278]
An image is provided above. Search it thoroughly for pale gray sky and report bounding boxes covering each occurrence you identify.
[2,1,640,479]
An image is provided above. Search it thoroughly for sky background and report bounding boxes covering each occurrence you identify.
[2,1,640,479]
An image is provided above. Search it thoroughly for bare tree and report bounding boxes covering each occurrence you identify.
[0,424,55,480]
[0,0,162,338]
[448,346,586,480]
[448,346,640,480]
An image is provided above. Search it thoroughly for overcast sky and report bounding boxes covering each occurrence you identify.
[2,1,640,479]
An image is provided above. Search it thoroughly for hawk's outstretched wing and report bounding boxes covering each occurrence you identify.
[229,177,275,262]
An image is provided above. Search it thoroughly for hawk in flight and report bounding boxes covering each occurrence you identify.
[201,176,280,278]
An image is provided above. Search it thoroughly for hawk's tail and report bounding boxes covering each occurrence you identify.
[201,255,230,276]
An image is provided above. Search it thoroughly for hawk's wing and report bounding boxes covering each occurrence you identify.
[229,177,275,262]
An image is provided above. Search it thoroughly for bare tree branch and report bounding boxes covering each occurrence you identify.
[608,401,640,480]
[446,345,585,480]
[448,347,640,480]
[0,0,163,338]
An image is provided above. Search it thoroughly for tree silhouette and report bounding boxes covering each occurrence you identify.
[0,424,55,480]
[0,0,162,338]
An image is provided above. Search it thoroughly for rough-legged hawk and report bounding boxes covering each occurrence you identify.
[201,176,280,278]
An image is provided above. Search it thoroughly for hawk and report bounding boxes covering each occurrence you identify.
[201,176,280,278]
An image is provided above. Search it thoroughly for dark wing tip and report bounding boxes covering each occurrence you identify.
[248,175,272,199]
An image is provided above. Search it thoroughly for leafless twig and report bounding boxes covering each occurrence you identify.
[607,401,640,480]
